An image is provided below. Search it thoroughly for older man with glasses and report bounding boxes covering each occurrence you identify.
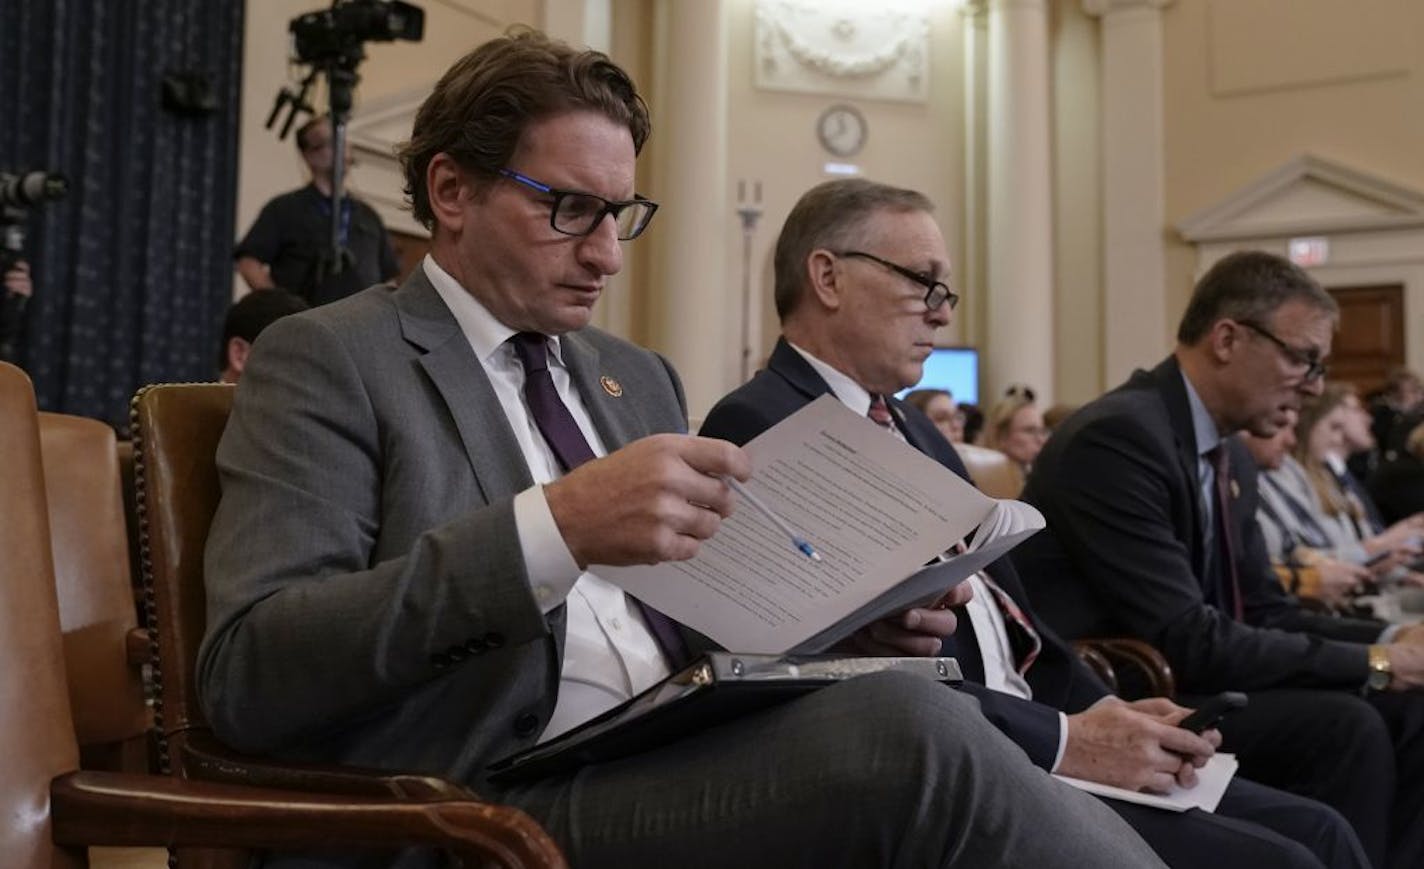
[1014,249,1424,869]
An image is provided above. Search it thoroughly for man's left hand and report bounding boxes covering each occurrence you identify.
[844,583,971,656]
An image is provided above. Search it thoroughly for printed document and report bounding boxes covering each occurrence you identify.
[592,395,1045,654]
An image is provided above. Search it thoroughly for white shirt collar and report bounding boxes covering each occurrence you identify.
[422,254,566,367]
[788,342,875,416]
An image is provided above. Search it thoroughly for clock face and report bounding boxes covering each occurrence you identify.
[817,104,867,158]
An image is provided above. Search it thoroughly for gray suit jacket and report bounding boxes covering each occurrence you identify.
[198,267,688,791]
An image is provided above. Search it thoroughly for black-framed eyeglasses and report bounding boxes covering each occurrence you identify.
[1237,320,1328,381]
[498,169,659,240]
[837,250,958,312]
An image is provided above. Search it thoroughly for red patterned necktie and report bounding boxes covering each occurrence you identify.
[980,573,1042,676]
[867,394,894,429]
[509,331,690,666]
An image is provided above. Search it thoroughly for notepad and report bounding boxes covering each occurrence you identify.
[1053,753,1239,813]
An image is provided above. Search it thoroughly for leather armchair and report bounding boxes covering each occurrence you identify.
[128,382,565,867]
[39,411,152,774]
[0,362,564,869]
[952,442,1025,500]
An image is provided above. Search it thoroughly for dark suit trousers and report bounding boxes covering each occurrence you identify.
[1185,688,1424,869]
[1107,777,1369,869]
[496,671,1167,869]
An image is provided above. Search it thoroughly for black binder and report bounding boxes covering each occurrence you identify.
[486,652,962,783]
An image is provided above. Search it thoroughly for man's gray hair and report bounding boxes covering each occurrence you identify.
[773,179,933,320]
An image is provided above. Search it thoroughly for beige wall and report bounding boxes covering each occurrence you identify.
[1162,0,1424,320]
[721,0,969,372]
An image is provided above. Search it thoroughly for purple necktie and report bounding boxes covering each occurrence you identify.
[509,332,691,667]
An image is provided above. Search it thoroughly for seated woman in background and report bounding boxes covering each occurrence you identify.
[1244,411,1371,610]
[977,384,1048,475]
[904,388,963,443]
[1371,421,1424,527]
[1278,386,1424,621]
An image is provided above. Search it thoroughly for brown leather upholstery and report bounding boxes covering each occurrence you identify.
[129,382,565,867]
[39,412,150,768]
[1,363,84,867]
[130,384,232,757]
[0,364,564,868]
[953,442,1026,499]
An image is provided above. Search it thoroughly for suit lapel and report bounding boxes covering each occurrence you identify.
[767,337,835,402]
[394,270,534,503]
[562,332,650,450]
[1150,357,1211,580]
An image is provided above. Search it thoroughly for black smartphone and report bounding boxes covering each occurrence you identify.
[1179,691,1248,734]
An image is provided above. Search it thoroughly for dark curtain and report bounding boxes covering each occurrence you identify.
[0,0,243,427]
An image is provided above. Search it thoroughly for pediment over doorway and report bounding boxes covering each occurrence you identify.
[1178,154,1424,243]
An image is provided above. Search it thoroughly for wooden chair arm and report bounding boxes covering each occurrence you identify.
[50,770,567,869]
[1072,643,1118,695]
[179,730,474,801]
[1073,637,1176,698]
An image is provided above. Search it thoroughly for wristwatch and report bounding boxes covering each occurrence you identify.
[1367,644,1392,692]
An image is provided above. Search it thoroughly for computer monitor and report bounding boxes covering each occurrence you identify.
[896,346,979,405]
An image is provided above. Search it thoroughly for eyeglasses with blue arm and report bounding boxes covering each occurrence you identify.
[498,169,659,241]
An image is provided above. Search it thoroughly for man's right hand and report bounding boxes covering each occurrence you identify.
[1383,642,1424,691]
[545,434,751,568]
[3,261,32,298]
[1059,698,1217,794]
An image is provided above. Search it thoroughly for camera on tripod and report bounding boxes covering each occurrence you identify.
[290,0,424,67]
[0,170,67,212]
[1,170,67,273]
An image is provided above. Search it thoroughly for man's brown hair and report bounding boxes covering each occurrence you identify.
[397,27,650,229]
[1176,250,1337,345]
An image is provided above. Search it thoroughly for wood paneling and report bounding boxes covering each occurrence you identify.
[1326,284,1405,396]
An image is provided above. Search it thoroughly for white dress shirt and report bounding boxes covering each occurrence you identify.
[425,256,670,741]
[788,342,1068,768]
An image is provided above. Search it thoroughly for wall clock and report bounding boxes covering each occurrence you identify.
[816,103,867,158]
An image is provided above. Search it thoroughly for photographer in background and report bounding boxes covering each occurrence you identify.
[234,115,399,307]
[0,259,32,362]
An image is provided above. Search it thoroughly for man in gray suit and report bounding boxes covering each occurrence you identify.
[199,28,1167,868]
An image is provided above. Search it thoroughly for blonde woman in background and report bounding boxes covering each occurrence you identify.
[1295,386,1424,568]
[1291,386,1424,622]
[978,384,1048,474]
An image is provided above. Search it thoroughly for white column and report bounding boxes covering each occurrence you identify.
[1085,0,1173,385]
[985,0,1055,404]
[647,0,729,421]
[959,2,988,353]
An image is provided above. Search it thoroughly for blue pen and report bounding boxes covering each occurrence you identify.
[724,476,822,562]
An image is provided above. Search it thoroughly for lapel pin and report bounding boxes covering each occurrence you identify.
[600,375,623,397]
[1230,479,1240,499]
